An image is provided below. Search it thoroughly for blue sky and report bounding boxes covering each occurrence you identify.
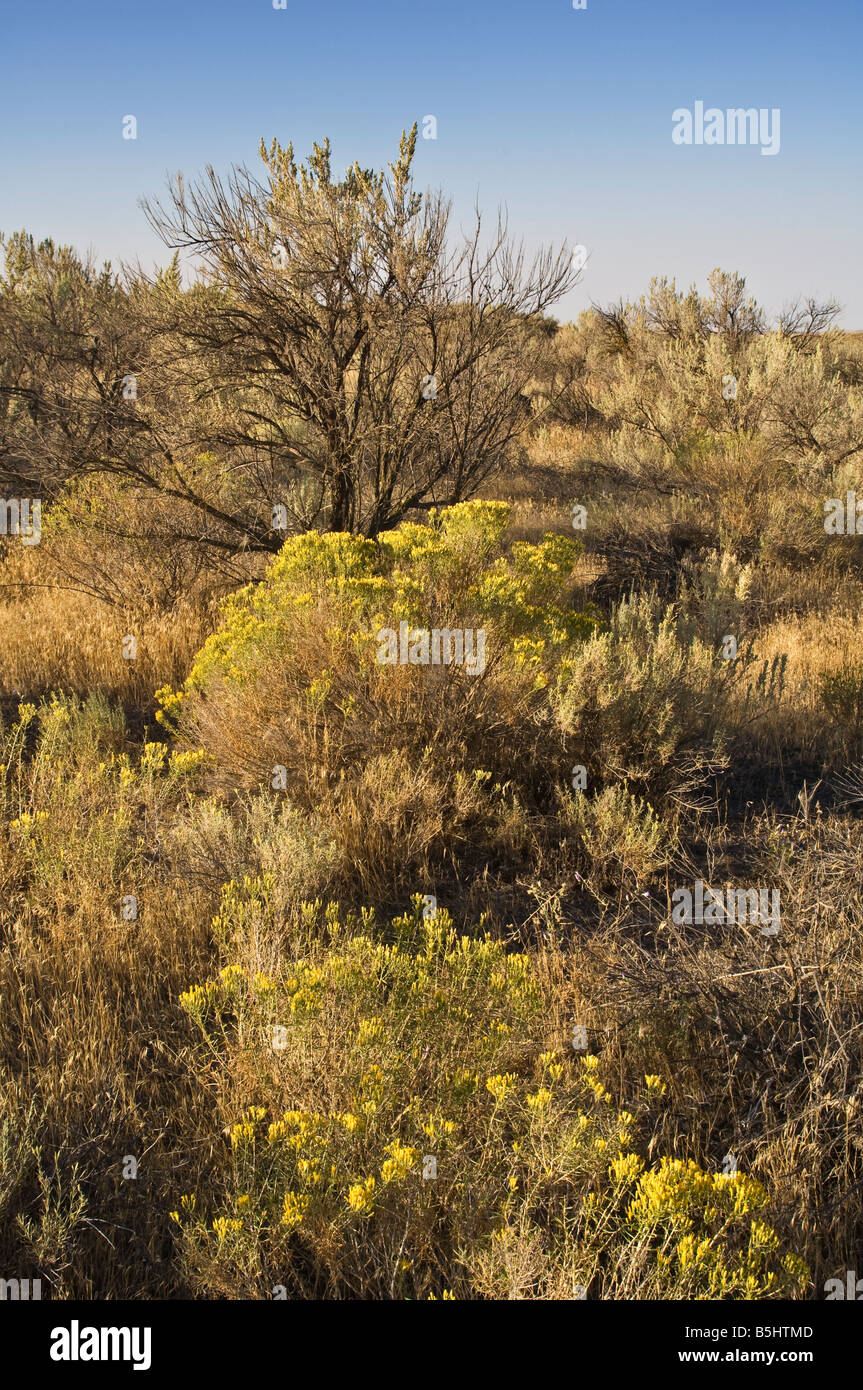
[1,0,861,324]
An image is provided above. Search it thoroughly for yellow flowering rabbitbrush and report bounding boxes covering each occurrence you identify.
[171,898,808,1300]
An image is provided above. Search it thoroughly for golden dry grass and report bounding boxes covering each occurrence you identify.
[3,336,863,1300]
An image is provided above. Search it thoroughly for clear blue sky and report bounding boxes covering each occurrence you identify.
[1,0,861,324]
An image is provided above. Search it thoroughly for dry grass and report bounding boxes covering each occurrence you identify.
[3,325,863,1300]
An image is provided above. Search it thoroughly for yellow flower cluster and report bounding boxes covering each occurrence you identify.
[266,1111,327,1150]
[539,1051,564,1082]
[578,1055,612,1105]
[526,1087,553,1111]
[169,748,214,775]
[154,684,184,726]
[347,1175,376,1215]
[677,1232,713,1270]
[359,1065,385,1117]
[447,1067,479,1095]
[380,1142,418,1185]
[627,1158,767,1224]
[212,1217,244,1241]
[229,1106,268,1148]
[281,1192,311,1228]
[609,1152,644,1185]
[297,1158,321,1185]
[288,967,326,1018]
[8,810,50,832]
[356,1016,383,1045]
[179,962,247,1020]
[140,742,167,773]
[169,1192,197,1224]
[422,1115,455,1140]
[486,1073,516,1102]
